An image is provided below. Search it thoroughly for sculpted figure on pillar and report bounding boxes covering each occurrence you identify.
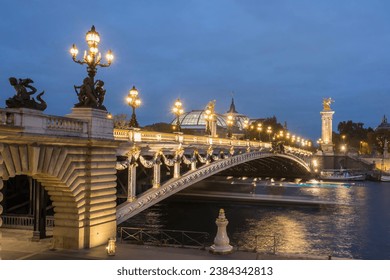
[322,97,334,111]
[6,77,47,111]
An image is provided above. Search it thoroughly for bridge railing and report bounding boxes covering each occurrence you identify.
[114,128,273,149]
[0,108,88,137]
[1,214,55,229]
[0,110,15,125]
[118,226,210,249]
[114,128,312,157]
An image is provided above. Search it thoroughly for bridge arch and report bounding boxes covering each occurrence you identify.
[116,151,312,223]
[0,143,117,249]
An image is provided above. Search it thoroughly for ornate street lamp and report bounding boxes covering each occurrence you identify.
[172,98,184,132]
[126,86,141,128]
[226,113,234,138]
[204,100,216,136]
[70,26,113,110]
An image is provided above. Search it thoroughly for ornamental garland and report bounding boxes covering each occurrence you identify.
[161,153,175,167]
[120,146,275,170]
[181,154,192,165]
[139,155,155,168]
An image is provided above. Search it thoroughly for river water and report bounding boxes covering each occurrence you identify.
[124,179,390,259]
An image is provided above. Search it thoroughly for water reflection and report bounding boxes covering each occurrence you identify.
[124,180,389,259]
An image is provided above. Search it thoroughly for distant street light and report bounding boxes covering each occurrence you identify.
[70,25,113,110]
[257,123,263,141]
[266,126,272,142]
[172,98,184,132]
[126,86,141,128]
[243,119,249,139]
[226,113,234,138]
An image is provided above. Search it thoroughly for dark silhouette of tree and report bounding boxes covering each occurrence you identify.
[336,120,374,154]
[143,122,172,133]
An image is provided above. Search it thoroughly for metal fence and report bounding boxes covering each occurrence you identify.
[254,234,281,254]
[1,214,54,229]
[119,227,210,249]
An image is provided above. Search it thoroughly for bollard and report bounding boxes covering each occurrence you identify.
[209,208,233,254]
[106,238,116,256]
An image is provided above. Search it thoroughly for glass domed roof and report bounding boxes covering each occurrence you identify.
[172,109,249,130]
[176,110,227,128]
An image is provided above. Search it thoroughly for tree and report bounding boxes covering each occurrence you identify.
[143,122,172,133]
[336,120,374,154]
[247,116,284,141]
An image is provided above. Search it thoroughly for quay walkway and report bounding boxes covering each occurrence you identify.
[0,229,346,260]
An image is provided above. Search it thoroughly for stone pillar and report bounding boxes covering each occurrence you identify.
[0,144,3,260]
[32,179,46,241]
[210,209,233,254]
[0,144,4,250]
[320,110,335,155]
[127,164,137,202]
[173,161,180,178]
[153,162,161,188]
[191,161,197,171]
[67,107,113,140]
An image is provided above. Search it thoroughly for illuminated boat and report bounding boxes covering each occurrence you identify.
[319,169,365,181]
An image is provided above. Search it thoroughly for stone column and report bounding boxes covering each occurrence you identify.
[32,178,46,241]
[191,161,197,171]
[153,162,161,188]
[0,143,4,255]
[127,163,137,202]
[173,161,180,178]
[320,110,335,155]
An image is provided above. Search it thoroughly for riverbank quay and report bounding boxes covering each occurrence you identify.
[0,229,348,260]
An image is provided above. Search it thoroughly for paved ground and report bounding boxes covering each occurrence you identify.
[0,228,340,260]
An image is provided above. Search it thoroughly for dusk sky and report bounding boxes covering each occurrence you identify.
[2,0,390,139]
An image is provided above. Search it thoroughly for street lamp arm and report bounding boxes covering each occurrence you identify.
[71,56,86,65]
[97,61,112,68]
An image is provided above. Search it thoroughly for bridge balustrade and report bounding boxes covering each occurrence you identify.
[113,128,276,149]
[0,108,88,137]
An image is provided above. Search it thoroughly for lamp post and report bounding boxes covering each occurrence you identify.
[257,123,263,141]
[172,98,184,132]
[204,100,216,136]
[205,109,213,135]
[70,25,113,110]
[243,119,249,139]
[266,126,272,142]
[126,86,141,128]
[226,114,234,138]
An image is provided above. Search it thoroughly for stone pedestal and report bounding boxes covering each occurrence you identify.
[210,209,233,254]
[67,107,113,140]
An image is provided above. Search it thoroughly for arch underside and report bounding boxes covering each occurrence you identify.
[218,154,311,178]
[117,152,312,223]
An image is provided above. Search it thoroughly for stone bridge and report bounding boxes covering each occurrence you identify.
[0,107,312,249]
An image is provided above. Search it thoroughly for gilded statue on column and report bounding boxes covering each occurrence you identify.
[322,97,334,111]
